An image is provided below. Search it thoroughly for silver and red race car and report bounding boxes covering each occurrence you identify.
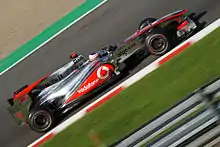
[7,9,201,132]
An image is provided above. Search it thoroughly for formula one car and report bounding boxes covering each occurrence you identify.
[7,9,200,133]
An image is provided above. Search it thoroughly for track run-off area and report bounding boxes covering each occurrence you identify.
[0,0,220,147]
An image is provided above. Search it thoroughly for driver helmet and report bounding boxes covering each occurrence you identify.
[89,52,100,61]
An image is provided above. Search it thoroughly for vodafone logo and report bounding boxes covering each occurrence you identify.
[77,79,99,94]
[97,66,110,80]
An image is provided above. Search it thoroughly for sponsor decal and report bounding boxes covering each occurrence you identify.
[77,79,99,94]
[117,42,136,58]
[97,66,110,80]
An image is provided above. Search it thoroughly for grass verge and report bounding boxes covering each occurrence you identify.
[42,28,220,147]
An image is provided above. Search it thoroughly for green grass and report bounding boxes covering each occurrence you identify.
[42,28,220,147]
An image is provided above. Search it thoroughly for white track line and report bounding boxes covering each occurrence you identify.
[0,0,108,76]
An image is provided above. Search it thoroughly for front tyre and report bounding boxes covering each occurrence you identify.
[145,33,171,56]
[28,108,55,133]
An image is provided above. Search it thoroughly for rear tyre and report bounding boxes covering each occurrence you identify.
[28,108,55,133]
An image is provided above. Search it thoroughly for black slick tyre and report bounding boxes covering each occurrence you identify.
[28,108,55,133]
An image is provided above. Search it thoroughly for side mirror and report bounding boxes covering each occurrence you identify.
[70,53,77,59]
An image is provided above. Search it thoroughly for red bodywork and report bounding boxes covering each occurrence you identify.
[13,74,49,101]
[65,63,114,104]
[177,20,189,30]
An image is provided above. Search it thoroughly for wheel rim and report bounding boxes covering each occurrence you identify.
[149,35,168,54]
[32,111,52,131]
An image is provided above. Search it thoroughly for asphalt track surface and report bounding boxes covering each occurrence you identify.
[0,0,220,147]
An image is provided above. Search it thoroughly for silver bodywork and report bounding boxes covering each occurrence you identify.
[37,60,97,107]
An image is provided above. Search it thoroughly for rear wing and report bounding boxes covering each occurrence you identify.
[7,94,32,126]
